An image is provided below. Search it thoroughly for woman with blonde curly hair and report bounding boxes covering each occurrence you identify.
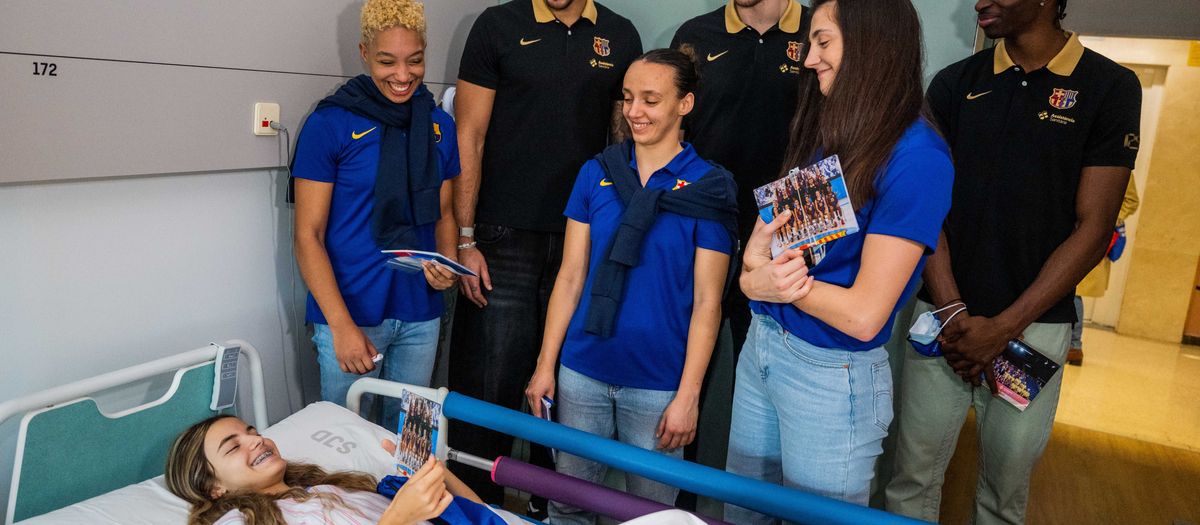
[293,0,461,431]
[164,415,519,525]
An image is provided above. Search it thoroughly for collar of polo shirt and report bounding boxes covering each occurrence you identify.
[724,0,804,34]
[993,31,1085,76]
[532,0,598,24]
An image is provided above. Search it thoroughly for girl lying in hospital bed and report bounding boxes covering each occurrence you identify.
[164,415,521,525]
[163,415,707,525]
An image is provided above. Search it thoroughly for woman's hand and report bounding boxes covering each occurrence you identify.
[331,324,378,375]
[739,211,816,304]
[524,367,556,418]
[742,211,788,273]
[422,261,459,291]
[379,457,454,525]
[656,394,699,451]
[740,247,814,304]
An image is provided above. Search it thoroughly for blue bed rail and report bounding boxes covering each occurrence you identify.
[443,392,927,525]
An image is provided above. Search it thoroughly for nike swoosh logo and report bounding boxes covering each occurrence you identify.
[599,179,613,187]
[520,38,542,46]
[707,50,729,62]
[351,127,377,140]
[966,90,992,100]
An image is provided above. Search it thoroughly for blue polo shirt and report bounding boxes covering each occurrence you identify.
[293,105,460,326]
[561,143,734,391]
[751,119,953,351]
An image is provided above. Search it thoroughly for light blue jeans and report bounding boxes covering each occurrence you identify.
[550,366,683,525]
[725,314,893,524]
[314,318,439,432]
[1071,295,1084,349]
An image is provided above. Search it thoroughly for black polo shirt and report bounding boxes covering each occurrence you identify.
[670,0,809,239]
[924,33,1141,323]
[458,0,641,233]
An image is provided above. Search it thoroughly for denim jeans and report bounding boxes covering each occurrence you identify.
[314,318,439,432]
[1071,295,1084,349]
[550,366,682,525]
[449,223,562,503]
[725,314,892,524]
[885,300,1069,525]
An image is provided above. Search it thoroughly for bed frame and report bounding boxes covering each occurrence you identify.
[0,341,266,524]
[2,343,924,525]
[346,378,923,525]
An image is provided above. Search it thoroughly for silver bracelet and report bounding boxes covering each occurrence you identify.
[457,241,477,250]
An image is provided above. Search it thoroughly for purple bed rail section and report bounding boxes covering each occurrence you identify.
[491,456,732,525]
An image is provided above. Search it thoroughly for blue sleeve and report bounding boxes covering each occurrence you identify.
[433,110,461,180]
[564,160,601,224]
[866,134,953,252]
[292,110,340,183]
[694,218,734,255]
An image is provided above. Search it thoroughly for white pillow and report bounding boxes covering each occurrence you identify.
[262,401,397,481]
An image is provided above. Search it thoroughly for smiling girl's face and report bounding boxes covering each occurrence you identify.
[202,417,287,498]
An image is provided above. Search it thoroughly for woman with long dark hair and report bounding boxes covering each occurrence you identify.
[724,0,953,518]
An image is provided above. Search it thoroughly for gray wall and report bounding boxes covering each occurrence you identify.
[0,0,491,508]
[0,0,480,184]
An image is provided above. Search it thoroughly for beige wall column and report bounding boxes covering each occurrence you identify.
[1082,37,1200,342]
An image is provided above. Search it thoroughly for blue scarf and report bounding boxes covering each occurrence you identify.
[316,75,440,248]
[585,140,740,338]
[376,475,507,525]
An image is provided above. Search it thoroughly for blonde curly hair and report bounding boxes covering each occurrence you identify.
[361,0,426,44]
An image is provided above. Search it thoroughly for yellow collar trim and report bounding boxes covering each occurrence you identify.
[725,0,803,34]
[533,0,597,24]
[993,32,1084,76]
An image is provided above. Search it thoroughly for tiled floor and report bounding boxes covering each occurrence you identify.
[1057,326,1200,451]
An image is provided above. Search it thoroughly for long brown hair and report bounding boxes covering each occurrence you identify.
[165,415,379,525]
[781,0,926,209]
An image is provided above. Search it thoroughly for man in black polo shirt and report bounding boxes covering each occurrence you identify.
[449,0,640,506]
[671,0,809,353]
[885,1,1140,523]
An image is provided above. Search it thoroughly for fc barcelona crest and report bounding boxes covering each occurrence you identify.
[1048,88,1078,110]
[593,36,611,57]
[787,41,802,62]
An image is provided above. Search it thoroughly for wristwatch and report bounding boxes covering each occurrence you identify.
[459,226,475,238]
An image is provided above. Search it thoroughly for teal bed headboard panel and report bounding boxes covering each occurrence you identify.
[12,362,223,522]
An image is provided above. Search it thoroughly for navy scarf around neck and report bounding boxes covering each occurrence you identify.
[585,140,740,338]
[316,75,440,248]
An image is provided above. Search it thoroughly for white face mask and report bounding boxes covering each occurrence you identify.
[908,303,967,345]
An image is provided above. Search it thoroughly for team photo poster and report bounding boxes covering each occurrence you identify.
[753,155,859,266]
[394,389,441,477]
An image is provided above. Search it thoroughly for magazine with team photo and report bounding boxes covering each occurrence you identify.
[752,155,859,266]
[394,389,441,477]
[991,339,1061,412]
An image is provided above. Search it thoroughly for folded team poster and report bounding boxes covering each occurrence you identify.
[753,155,859,266]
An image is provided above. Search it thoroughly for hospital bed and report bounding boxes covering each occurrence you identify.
[0,341,924,524]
